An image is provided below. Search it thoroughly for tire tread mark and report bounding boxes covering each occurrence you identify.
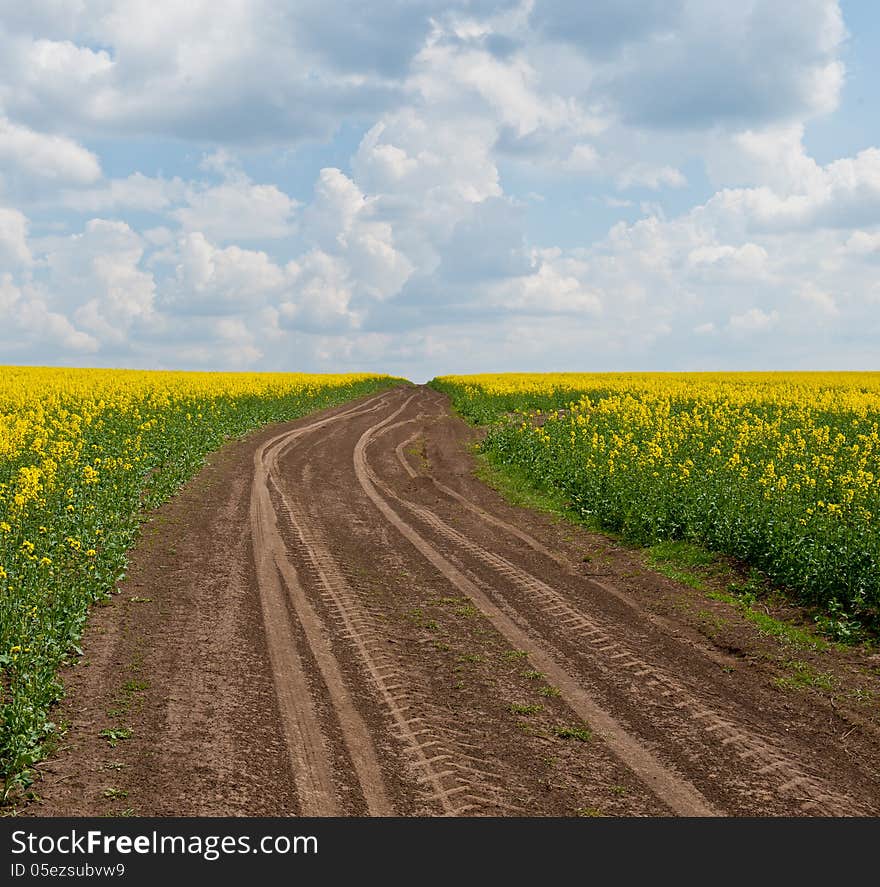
[386,481,863,816]
[271,400,517,815]
[355,402,717,817]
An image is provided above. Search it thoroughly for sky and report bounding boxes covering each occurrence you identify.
[0,0,878,381]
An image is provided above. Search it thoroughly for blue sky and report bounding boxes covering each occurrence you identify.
[1,0,878,381]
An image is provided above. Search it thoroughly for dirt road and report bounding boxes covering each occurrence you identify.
[27,385,880,816]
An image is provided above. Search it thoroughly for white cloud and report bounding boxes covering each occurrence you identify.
[490,253,602,315]
[842,231,880,257]
[703,146,880,233]
[564,143,600,172]
[168,232,286,313]
[728,307,780,333]
[0,273,98,354]
[0,116,101,185]
[0,207,33,266]
[305,167,413,299]
[40,219,157,346]
[799,282,839,316]
[281,249,361,331]
[173,177,299,242]
[60,173,186,213]
[707,124,825,193]
[617,164,687,190]
[687,243,768,280]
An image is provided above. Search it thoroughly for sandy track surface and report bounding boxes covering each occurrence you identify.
[26,386,880,816]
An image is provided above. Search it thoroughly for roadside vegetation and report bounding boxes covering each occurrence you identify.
[431,372,880,639]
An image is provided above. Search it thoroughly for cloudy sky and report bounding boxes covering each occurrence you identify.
[1,1,878,380]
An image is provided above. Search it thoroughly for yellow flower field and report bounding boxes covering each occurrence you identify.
[432,372,880,633]
[0,366,400,793]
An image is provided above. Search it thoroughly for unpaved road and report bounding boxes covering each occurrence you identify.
[26,386,880,816]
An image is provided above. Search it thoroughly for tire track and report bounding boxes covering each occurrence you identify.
[355,399,718,817]
[395,417,739,672]
[250,393,394,815]
[270,397,523,815]
[381,417,867,815]
[253,391,520,814]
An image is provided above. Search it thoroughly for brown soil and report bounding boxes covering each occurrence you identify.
[22,385,880,816]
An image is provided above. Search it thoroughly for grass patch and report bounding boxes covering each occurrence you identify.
[774,660,835,692]
[522,669,545,681]
[648,540,718,568]
[500,649,529,662]
[509,702,543,716]
[457,653,485,664]
[473,450,590,525]
[552,725,592,742]
[646,541,719,591]
[707,588,827,651]
[99,727,132,748]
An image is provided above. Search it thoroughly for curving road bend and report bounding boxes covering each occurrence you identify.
[27,385,880,816]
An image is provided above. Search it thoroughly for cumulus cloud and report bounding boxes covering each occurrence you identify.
[0,0,877,375]
[173,178,299,243]
[60,173,185,213]
[605,1,846,128]
[166,232,286,314]
[728,307,780,333]
[0,116,101,187]
[41,219,157,346]
[489,251,602,315]
[702,146,880,233]
[843,230,880,257]
[563,144,600,172]
[0,273,98,355]
[0,206,32,266]
[687,243,769,281]
[0,0,402,144]
[799,283,839,316]
[617,164,687,190]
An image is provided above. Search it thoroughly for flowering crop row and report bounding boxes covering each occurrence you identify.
[432,372,880,627]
